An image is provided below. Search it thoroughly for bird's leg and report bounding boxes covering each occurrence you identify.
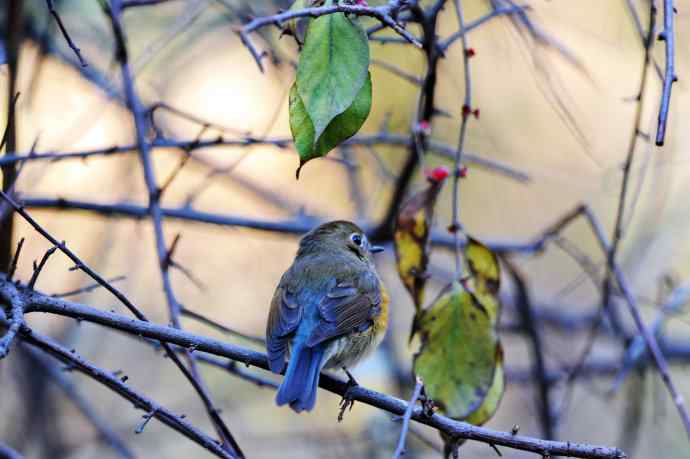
[342,366,359,387]
[338,366,358,422]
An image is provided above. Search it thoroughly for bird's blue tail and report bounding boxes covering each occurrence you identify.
[275,344,325,412]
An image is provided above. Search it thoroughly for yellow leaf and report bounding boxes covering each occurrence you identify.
[464,237,501,325]
[394,174,446,312]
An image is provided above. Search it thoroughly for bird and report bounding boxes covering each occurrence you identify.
[266,220,389,412]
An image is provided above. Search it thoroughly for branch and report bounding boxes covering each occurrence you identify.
[448,0,474,275]
[0,443,23,459]
[0,133,529,182]
[0,286,24,359]
[439,3,526,52]
[45,0,87,67]
[655,0,677,146]
[21,345,135,459]
[239,0,422,72]
[19,326,233,459]
[392,377,424,459]
[8,283,626,459]
[18,195,529,254]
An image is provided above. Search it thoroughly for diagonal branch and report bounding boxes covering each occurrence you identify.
[19,327,233,459]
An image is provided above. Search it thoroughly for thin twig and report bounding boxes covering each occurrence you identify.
[27,245,57,289]
[51,275,127,298]
[45,0,87,67]
[655,0,677,145]
[624,0,663,79]
[439,3,526,52]
[180,307,265,345]
[392,377,424,459]
[449,0,473,276]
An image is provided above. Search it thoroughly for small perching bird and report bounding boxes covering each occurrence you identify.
[266,221,389,412]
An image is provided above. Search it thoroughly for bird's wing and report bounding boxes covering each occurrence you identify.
[266,275,302,373]
[305,269,382,347]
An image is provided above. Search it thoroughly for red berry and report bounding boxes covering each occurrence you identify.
[462,105,471,118]
[425,166,450,183]
[465,48,475,57]
[473,108,480,119]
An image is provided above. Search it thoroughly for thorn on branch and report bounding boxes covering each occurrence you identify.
[135,410,157,434]
[7,237,25,281]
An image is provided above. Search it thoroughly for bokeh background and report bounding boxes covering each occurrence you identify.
[1,0,690,458]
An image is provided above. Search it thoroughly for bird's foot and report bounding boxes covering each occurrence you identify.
[338,367,358,422]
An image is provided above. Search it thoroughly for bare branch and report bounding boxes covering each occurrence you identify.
[655,0,677,146]
[45,0,87,67]
[21,345,136,459]
[19,327,233,459]
[239,1,422,72]
[28,245,57,289]
[392,377,424,459]
[0,442,23,459]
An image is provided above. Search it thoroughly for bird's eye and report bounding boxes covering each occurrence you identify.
[350,233,363,246]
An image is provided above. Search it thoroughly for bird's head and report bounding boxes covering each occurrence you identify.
[297,220,384,263]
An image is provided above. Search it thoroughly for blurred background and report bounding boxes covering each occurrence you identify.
[1,0,689,457]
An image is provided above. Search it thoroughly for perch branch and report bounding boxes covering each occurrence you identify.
[5,281,626,459]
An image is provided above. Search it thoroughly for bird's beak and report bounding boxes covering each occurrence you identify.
[370,245,385,253]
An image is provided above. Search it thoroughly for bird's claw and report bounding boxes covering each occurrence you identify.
[338,367,359,422]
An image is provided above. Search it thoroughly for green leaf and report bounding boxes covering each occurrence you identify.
[414,282,499,419]
[296,10,369,142]
[290,73,372,178]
